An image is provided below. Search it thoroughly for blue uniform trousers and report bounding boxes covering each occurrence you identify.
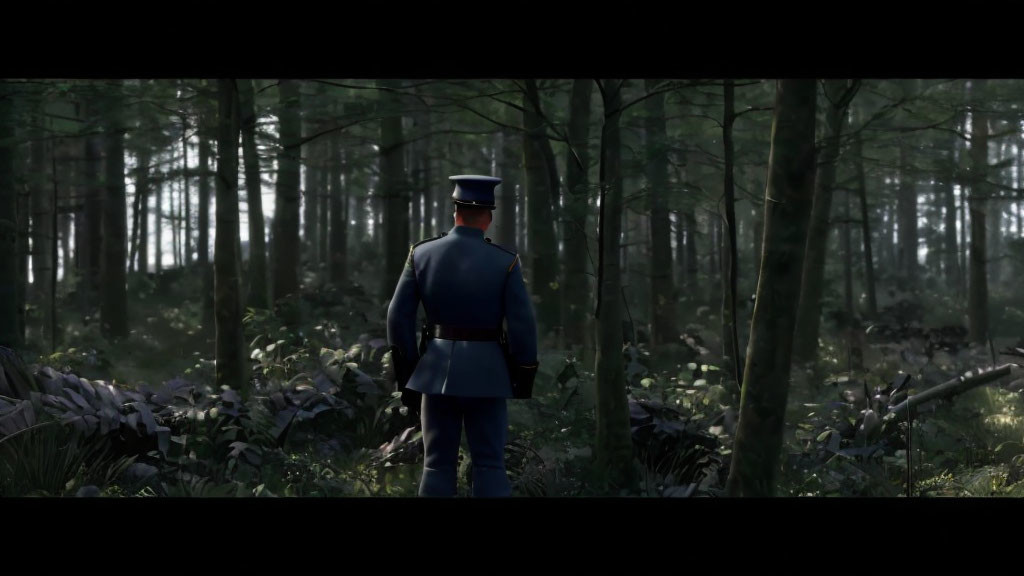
[418,394,511,497]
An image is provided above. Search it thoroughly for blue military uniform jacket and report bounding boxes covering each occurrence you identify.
[386,225,538,398]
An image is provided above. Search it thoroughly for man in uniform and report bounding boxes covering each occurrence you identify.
[387,175,538,498]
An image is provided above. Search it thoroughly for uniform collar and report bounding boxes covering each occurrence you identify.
[450,225,485,238]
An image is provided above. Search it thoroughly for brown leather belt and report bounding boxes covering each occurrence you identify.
[430,324,502,341]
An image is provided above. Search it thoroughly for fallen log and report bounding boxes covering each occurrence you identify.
[887,363,1020,419]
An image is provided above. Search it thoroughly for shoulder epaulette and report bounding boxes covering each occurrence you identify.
[407,233,446,267]
[412,233,445,249]
[484,238,516,256]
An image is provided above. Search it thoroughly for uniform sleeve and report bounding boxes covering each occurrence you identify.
[386,248,421,385]
[503,255,538,367]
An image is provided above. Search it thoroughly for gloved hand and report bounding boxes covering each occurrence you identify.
[401,387,422,418]
[511,364,539,399]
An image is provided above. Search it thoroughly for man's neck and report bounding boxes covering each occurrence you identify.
[453,217,488,232]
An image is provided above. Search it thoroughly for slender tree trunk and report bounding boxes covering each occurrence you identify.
[842,189,854,321]
[498,113,520,250]
[328,120,347,286]
[239,80,268,309]
[198,119,213,324]
[429,126,444,237]
[101,85,129,340]
[410,146,422,242]
[59,176,71,282]
[968,80,989,343]
[523,79,560,337]
[83,134,103,305]
[272,80,302,302]
[16,153,28,343]
[0,85,19,347]
[943,153,959,290]
[853,131,878,318]
[959,170,967,296]
[642,78,677,347]
[352,159,367,261]
[31,133,55,341]
[752,203,764,284]
[793,80,856,363]
[155,173,163,274]
[989,157,1005,285]
[379,78,409,299]
[707,216,718,305]
[215,79,246,392]
[127,147,145,274]
[136,149,150,274]
[726,79,817,497]
[49,146,59,351]
[721,79,742,382]
[182,115,192,267]
[594,79,633,489]
[671,208,679,284]
[684,210,699,293]
[318,144,329,267]
[564,79,594,347]
[303,116,320,268]
[171,170,179,268]
[897,139,918,285]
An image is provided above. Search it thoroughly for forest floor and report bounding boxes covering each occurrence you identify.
[4,267,1024,497]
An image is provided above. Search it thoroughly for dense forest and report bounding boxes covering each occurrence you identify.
[1,78,1023,497]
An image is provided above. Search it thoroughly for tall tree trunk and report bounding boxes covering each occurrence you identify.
[752,203,764,284]
[958,167,967,296]
[720,79,741,382]
[136,148,150,274]
[16,151,28,343]
[199,118,213,324]
[303,116,320,268]
[793,80,856,363]
[59,174,71,282]
[563,79,593,347]
[101,85,129,340]
[523,79,560,337]
[943,151,960,291]
[318,144,329,267]
[897,143,918,286]
[594,79,633,490]
[127,147,146,274]
[83,134,103,306]
[182,115,192,267]
[498,112,520,250]
[524,81,562,222]
[328,121,347,286]
[239,80,268,309]
[643,79,677,347]
[842,189,854,322]
[0,84,19,347]
[684,210,699,293]
[379,78,409,299]
[707,215,718,305]
[215,79,246,392]
[352,160,367,261]
[989,155,1005,285]
[852,131,878,318]
[674,210,685,288]
[968,79,989,343]
[154,173,163,274]
[410,149,422,241]
[726,79,817,497]
[272,80,302,302]
[31,133,55,342]
[171,168,179,268]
